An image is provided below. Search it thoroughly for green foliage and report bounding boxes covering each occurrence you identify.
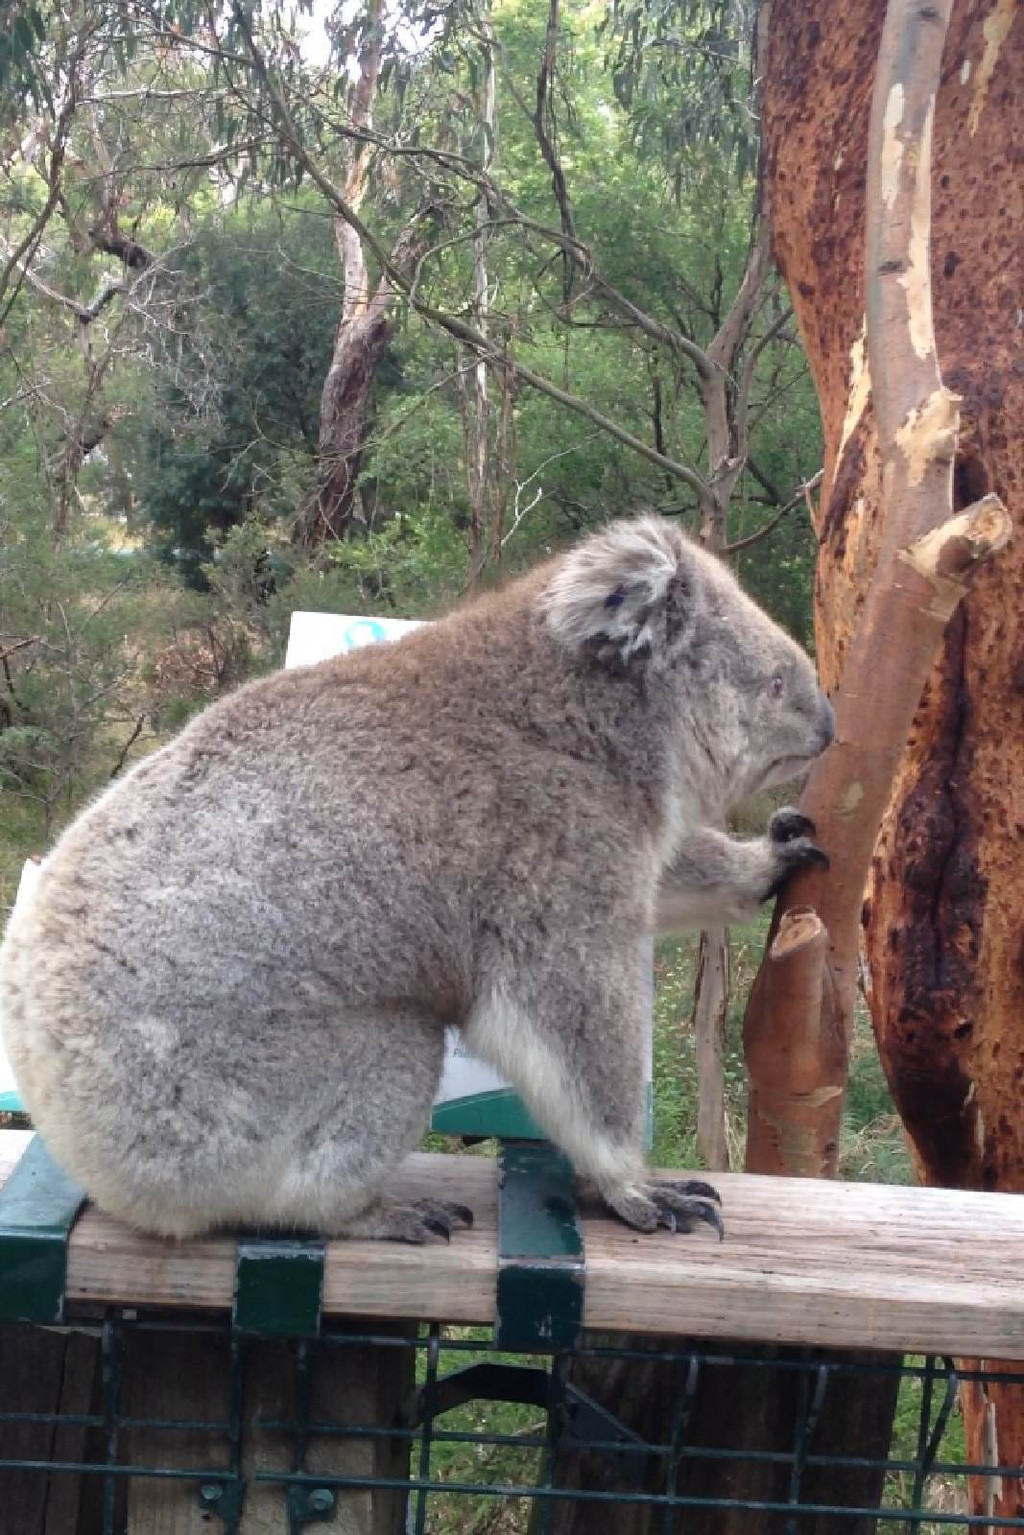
[133,211,338,580]
[0,1,48,110]
[0,492,182,831]
[602,0,759,184]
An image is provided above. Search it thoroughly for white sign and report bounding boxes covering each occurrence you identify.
[0,858,43,1111]
[285,611,426,669]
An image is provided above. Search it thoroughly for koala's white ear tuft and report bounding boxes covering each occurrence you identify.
[541,515,691,666]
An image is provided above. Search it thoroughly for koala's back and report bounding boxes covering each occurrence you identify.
[0,587,649,1231]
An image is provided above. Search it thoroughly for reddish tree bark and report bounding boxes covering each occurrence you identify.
[759,0,1023,1511]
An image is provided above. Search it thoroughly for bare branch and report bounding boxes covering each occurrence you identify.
[0,37,87,325]
[722,471,822,555]
[2,255,125,323]
[226,0,711,502]
[110,713,149,778]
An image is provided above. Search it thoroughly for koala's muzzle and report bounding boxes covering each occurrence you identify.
[817,692,836,752]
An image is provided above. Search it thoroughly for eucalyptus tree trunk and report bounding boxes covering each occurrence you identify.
[753,0,1021,1512]
[457,4,516,592]
[300,0,390,546]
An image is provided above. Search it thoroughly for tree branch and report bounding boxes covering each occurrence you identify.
[722,470,822,555]
[227,0,710,501]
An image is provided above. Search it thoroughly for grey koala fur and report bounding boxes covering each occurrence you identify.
[0,515,834,1244]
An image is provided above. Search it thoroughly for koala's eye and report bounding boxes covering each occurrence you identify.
[769,673,785,699]
[604,584,628,611]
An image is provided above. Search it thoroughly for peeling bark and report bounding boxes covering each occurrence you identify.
[760,0,1023,1514]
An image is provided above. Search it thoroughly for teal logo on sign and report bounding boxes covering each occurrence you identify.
[339,619,388,650]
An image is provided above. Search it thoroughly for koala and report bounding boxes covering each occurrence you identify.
[0,516,833,1245]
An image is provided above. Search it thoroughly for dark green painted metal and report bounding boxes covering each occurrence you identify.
[495,1141,584,1352]
[233,1236,326,1338]
[197,1478,245,1527]
[430,1086,544,1139]
[287,1482,337,1526]
[0,1133,86,1322]
[0,1314,1022,1525]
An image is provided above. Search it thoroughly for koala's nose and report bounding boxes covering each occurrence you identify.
[818,692,836,750]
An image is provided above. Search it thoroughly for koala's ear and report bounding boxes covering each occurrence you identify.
[540,515,693,666]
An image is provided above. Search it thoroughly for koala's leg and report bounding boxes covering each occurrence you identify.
[465,971,723,1240]
[271,1008,471,1245]
[655,810,828,934]
[92,1004,455,1244]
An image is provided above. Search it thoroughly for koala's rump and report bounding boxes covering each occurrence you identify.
[0,651,645,1209]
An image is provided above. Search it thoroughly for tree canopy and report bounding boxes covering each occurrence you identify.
[0,0,822,821]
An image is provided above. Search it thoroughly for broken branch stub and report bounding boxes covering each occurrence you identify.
[744,909,845,1179]
[898,492,1012,613]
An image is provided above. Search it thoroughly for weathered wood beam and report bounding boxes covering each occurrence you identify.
[3,1135,1024,1359]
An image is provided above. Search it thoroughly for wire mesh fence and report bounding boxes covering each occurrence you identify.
[2,1311,1022,1533]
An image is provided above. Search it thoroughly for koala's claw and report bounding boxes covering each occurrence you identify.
[605,1178,725,1241]
[652,1181,725,1241]
[769,807,816,844]
[413,1199,475,1242]
[339,1196,474,1245]
[762,812,829,901]
[661,1177,721,1206]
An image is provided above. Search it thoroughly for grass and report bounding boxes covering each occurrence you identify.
[0,792,49,916]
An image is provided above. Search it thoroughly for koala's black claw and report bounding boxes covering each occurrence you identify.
[770,808,816,844]
[662,1177,722,1205]
[696,1200,726,1242]
[762,835,830,901]
[449,1202,475,1229]
[647,1182,725,1242]
[423,1217,452,1242]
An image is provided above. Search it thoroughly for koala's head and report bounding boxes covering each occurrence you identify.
[540,515,835,809]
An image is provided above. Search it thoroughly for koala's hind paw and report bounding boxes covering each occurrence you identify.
[338,1197,474,1245]
[604,1179,724,1241]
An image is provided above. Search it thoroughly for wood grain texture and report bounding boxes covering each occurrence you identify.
[122,1328,231,1535]
[3,1137,1024,1359]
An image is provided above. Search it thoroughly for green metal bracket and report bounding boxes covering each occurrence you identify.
[197,1478,245,1528]
[287,1483,337,1527]
[495,1141,584,1353]
[232,1235,326,1338]
[430,1087,544,1139]
[0,1134,86,1323]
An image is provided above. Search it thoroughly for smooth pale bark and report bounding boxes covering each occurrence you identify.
[300,0,392,545]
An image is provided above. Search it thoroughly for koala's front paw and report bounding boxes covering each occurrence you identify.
[769,807,816,844]
[763,809,829,899]
[603,1179,724,1241]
